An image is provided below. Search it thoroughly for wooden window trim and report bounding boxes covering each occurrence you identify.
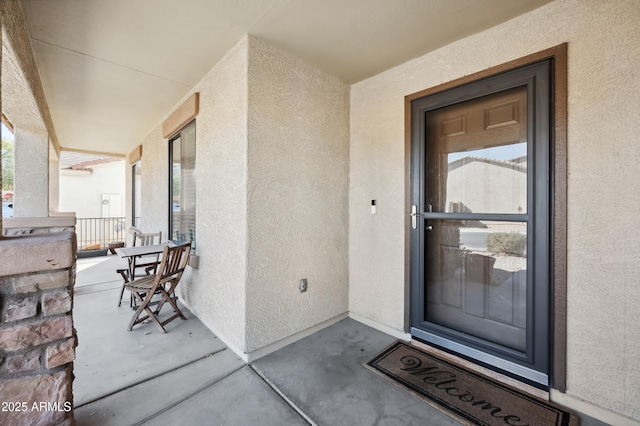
[162,93,199,139]
[1,114,15,133]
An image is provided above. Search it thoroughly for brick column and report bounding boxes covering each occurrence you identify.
[0,232,77,425]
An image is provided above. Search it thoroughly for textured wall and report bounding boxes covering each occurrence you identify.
[48,147,59,213]
[245,37,350,351]
[140,37,249,353]
[1,28,45,133]
[3,17,51,218]
[13,129,48,217]
[1,0,59,152]
[350,0,640,420]
[139,124,167,237]
[140,36,349,354]
[59,161,125,217]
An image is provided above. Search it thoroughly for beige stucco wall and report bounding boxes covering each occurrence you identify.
[139,125,167,236]
[13,128,48,217]
[59,160,125,218]
[139,36,349,355]
[350,0,640,421]
[245,37,350,351]
[140,37,249,354]
[3,21,50,219]
[2,1,60,220]
[48,142,59,213]
[1,0,59,152]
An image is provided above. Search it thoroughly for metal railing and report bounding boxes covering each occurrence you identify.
[76,217,126,250]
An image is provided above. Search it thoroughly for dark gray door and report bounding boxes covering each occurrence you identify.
[410,61,551,386]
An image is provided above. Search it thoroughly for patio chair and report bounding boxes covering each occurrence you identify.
[124,242,191,333]
[117,230,163,307]
[131,230,163,273]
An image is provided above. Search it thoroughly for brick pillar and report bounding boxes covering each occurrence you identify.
[0,232,77,425]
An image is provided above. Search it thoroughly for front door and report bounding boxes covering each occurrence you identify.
[410,61,551,386]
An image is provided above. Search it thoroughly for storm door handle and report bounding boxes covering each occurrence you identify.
[411,205,434,230]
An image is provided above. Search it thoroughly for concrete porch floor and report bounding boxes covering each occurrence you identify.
[72,255,607,426]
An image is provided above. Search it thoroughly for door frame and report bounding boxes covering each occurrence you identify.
[403,44,568,390]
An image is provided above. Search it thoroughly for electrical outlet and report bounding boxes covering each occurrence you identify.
[299,278,307,293]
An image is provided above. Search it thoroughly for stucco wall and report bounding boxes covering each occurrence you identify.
[138,36,349,355]
[245,37,350,351]
[13,128,48,217]
[59,160,125,218]
[1,0,59,151]
[140,37,249,354]
[139,125,167,236]
[2,1,59,219]
[48,146,59,213]
[349,0,640,420]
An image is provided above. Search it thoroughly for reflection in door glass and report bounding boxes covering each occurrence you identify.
[425,85,528,215]
[132,162,142,227]
[446,143,527,214]
[426,220,527,352]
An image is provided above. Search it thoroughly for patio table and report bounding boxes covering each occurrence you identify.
[115,242,176,281]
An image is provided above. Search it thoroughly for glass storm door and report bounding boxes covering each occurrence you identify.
[410,62,551,386]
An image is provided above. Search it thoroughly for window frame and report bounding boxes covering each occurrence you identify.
[168,120,196,248]
[131,161,141,227]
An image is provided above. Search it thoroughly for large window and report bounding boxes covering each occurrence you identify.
[169,120,196,248]
[2,119,15,218]
[132,161,141,227]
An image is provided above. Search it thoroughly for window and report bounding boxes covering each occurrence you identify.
[169,120,196,248]
[132,161,142,227]
[2,118,15,218]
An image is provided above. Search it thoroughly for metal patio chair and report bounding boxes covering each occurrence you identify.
[124,242,191,333]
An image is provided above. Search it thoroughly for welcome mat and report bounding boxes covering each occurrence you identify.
[366,342,579,426]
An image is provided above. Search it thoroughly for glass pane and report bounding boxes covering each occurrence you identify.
[180,122,196,247]
[132,162,142,226]
[170,121,196,248]
[171,135,181,239]
[425,220,527,352]
[2,122,15,218]
[425,86,527,214]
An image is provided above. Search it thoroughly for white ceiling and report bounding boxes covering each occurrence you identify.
[19,0,552,155]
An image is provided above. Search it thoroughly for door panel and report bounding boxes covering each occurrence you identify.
[410,61,550,386]
[425,219,527,353]
[426,86,528,216]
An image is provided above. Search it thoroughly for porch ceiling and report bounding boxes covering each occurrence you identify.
[19,0,552,155]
